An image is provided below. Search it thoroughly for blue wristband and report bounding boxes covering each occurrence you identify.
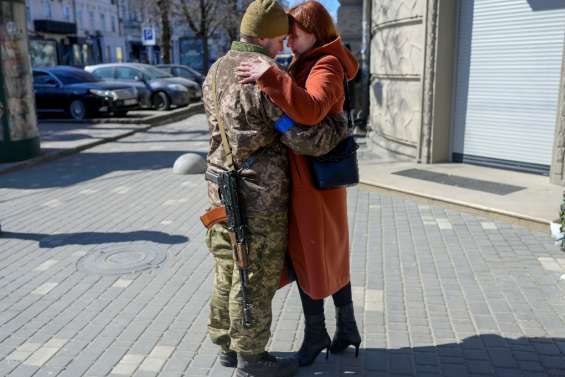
[274,114,294,134]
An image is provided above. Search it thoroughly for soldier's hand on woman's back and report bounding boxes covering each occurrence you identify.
[236,57,274,84]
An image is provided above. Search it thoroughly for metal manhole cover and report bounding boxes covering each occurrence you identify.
[77,246,167,275]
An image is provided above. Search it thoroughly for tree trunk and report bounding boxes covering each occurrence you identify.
[158,0,172,64]
[226,0,239,42]
[200,0,209,74]
[202,33,209,74]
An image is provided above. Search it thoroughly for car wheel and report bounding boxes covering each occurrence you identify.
[69,99,88,120]
[152,91,171,111]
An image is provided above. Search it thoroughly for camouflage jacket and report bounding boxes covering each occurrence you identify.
[203,42,288,215]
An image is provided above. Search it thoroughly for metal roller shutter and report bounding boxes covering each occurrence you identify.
[451,0,565,175]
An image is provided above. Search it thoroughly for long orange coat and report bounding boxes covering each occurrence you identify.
[257,37,359,299]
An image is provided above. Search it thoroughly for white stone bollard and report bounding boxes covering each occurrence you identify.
[173,153,206,175]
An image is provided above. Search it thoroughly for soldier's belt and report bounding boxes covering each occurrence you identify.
[200,206,228,229]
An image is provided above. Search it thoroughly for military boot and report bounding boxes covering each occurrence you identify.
[330,303,361,357]
[296,313,331,366]
[218,349,237,368]
[236,352,298,377]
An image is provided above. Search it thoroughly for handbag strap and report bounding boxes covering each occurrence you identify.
[343,78,354,130]
[211,58,235,171]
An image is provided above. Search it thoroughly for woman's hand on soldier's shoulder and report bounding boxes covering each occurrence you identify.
[236,57,274,84]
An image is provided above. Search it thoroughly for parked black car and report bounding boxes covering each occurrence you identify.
[156,64,204,86]
[33,67,139,120]
[85,63,201,111]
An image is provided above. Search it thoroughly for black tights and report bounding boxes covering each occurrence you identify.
[298,281,353,316]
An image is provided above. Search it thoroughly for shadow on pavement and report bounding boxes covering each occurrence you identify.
[289,334,565,376]
[0,230,188,248]
[0,150,207,189]
[41,133,99,142]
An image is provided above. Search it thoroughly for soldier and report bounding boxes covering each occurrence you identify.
[200,1,297,376]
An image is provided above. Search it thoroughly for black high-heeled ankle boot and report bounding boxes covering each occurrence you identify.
[296,313,331,366]
[330,303,361,357]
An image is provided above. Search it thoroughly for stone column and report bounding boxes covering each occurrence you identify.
[0,0,40,163]
[368,0,425,158]
[550,37,565,185]
[417,0,456,163]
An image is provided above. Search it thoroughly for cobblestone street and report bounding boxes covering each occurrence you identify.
[1,115,565,377]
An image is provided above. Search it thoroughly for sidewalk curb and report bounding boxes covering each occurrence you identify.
[0,103,203,176]
[38,103,202,126]
[359,180,551,233]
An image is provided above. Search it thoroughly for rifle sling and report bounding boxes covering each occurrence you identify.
[211,58,235,171]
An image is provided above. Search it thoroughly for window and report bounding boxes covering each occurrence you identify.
[63,6,70,21]
[115,67,142,81]
[77,9,83,27]
[89,11,95,29]
[33,71,58,86]
[51,69,99,84]
[111,16,116,33]
[43,0,52,18]
[26,5,31,23]
[116,47,123,63]
[100,14,106,31]
[106,46,112,62]
[175,67,194,80]
[92,67,114,79]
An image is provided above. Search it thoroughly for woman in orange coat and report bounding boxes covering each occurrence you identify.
[236,1,361,367]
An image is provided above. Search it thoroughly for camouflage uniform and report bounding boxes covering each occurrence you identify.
[203,41,288,355]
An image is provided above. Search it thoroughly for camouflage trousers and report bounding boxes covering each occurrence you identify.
[205,212,287,355]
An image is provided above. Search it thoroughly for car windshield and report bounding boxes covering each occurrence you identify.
[142,65,174,79]
[51,69,100,84]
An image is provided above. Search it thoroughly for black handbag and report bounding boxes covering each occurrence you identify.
[308,79,359,190]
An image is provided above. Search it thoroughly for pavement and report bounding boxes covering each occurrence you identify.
[0,104,203,176]
[1,115,565,377]
[357,144,562,232]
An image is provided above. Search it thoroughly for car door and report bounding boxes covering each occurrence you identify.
[33,71,64,114]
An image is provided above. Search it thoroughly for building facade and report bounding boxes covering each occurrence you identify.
[337,0,363,112]
[26,0,79,66]
[75,0,124,65]
[26,0,124,66]
[337,0,363,56]
[367,0,565,184]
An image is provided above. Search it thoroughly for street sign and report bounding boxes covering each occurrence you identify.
[142,27,156,46]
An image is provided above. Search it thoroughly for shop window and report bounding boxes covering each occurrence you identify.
[30,39,58,67]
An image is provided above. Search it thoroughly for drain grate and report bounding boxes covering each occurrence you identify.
[392,169,525,195]
[77,245,167,275]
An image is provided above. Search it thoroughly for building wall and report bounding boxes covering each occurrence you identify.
[368,0,565,184]
[337,0,363,57]
[75,0,124,63]
[550,39,565,185]
[368,0,424,158]
[27,0,75,31]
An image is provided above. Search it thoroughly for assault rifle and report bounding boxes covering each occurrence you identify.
[206,169,253,328]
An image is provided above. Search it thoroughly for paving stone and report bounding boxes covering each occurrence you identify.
[2,116,565,377]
